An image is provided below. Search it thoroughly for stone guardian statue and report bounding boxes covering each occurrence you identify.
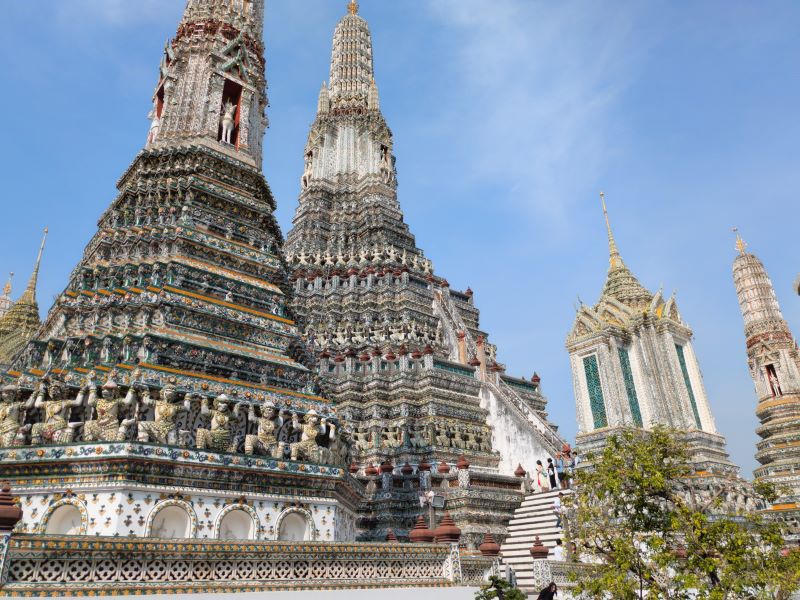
[30,379,84,445]
[83,379,136,442]
[136,383,190,445]
[0,383,31,447]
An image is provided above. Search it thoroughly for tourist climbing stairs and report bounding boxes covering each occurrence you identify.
[500,488,570,594]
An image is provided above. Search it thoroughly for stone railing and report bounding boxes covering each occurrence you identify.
[460,554,499,586]
[529,560,595,593]
[488,380,564,456]
[0,535,459,596]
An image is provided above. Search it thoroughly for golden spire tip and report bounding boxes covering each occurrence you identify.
[3,272,13,297]
[732,227,747,256]
[348,0,359,15]
[601,192,621,267]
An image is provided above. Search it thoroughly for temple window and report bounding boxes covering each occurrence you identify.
[617,348,643,427]
[582,355,608,429]
[675,344,702,428]
[44,504,83,535]
[219,80,243,147]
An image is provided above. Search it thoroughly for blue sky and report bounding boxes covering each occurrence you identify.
[1,0,798,476]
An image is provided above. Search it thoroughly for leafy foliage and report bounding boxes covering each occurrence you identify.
[565,426,800,599]
[474,574,527,600]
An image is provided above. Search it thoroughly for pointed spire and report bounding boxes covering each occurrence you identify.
[0,229,46,364]
[348,0,359,15]
[3,273,13,297]
[20,228,48,304]
[317,81,330,114]
[596,194,653,310]
[329,1,375,110]
[732,237,787,336]
[601,192,622,269]
[732,227,747,256]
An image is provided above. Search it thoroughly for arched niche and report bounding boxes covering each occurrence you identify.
[43,502,86,535]
[217,507,257,540]
[276,509,313,542]
[147,502,195,539]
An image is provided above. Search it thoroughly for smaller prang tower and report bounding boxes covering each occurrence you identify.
[732,232,800,514]
[0,229,47,367]
[567,194,736,475]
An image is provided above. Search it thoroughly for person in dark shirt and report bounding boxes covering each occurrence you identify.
[537,582,557,599]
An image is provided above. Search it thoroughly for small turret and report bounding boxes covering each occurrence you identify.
[0,273,13,319]
[317,82,330,115]
[368,79,380,111]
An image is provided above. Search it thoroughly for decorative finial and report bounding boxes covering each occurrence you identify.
[732,227,747,256]
[23,227,48,298]
[3,273,13,297]
[600,192,621,268]
[348,0,359,15]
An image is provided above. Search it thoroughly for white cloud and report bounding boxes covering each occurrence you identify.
[425,0,651,228]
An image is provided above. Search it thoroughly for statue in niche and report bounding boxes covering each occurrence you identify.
[83,379,137,442]
[435,424,451,448]
[220,100,237,144]
[244,400,282,457]
[196,394,241,453]
[301,150,314,189]
[0,383,31,447]
[30,379,84,445]
[408,423,430,449]
[353,428,373,452]
[147,102,161,145]
[768,367,783,397]
[137,383,190,445]
[288,410,325,461]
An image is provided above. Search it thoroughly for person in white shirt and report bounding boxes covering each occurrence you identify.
[551,538,565,561]
[553,492,564,528]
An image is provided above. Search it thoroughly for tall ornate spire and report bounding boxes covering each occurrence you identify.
[601,192,622,269]
[732,235,790,338]
[329,2,376,111]
[597,194,652,309]
[18,228,47,305]
[732,239,800,510]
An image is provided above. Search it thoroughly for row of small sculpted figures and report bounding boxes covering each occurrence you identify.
[0,376,349,466]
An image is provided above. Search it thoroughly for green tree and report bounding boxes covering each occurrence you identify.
[566,426,800,599]
[473,575,526,600]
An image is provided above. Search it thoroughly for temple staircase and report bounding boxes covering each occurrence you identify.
[500,488,569,594]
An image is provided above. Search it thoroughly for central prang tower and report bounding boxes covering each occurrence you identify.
[1,0,362,543]
[285,2,565,545]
